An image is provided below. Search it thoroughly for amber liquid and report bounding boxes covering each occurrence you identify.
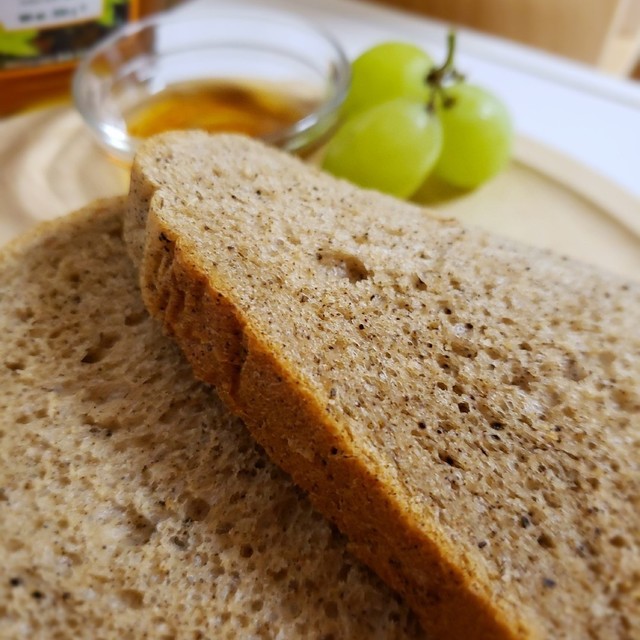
[126,79,319,141]
[0,0,173,117]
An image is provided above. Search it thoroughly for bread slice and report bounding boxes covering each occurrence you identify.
[124,131,640,640]
[0,198,423,639]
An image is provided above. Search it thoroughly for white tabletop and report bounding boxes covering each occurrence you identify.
[182,0,640,201]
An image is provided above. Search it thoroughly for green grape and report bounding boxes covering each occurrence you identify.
[342,42,433,119]
[323,98,443,199]
[434,83,513,189]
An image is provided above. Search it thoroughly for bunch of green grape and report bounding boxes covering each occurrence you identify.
[323,35,513,199]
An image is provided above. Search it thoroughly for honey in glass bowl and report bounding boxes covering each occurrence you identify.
[125,79,320,141]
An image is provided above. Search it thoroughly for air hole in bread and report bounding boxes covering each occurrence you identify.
[287,578,300,596]
[81,332,120,364]
[611,386,639,413]
[509,366,535,392]
[438,451,463,469]
[450,339,478,358]
[15,306,34,321]
[268,567,288,582]
[411,430,429,449]
[315,250,370,284]
[586,477,600,490]
[34,406,48,419]
[438,419,456,433]
[413,275,427,291]
[324,600,339,619]
[484,346,503,360]
[184,497,211,522]
[519,414,533,428]
[250,599,264,613]
[598,350,616,367]
[564,358,588,382]
[542,491,562,509]
[125,510,155,546]
[618,613,632,631]
[537,533,556,550]
[609,535,628,548]
[526,476,543,491]
[170,534,188,550]
[158,399,189,424]
[228,491,246,506]
[124,311,147,327]
[119,589,144,609]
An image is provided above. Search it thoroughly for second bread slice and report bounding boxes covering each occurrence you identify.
[125,132,640,640]
[1,198,420,639]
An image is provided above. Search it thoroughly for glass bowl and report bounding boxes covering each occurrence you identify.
[72,10,350,162]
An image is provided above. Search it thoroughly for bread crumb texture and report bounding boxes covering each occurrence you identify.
[0,200,422,639]
[125,132,640,640]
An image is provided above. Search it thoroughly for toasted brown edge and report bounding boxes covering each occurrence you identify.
[124,165,541,640]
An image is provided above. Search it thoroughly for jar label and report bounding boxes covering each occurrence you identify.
[0,0,103,30]
[0,0,136,71]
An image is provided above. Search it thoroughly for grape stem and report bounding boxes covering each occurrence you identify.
[426,30,464,110]
[442,31,457,75]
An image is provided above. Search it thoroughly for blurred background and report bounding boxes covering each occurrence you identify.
[1,0,639,118]
[2,0,639,265]
[374,0,640,78]
[172,0,638,79]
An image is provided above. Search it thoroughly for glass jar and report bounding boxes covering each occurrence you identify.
[0,0,176,116]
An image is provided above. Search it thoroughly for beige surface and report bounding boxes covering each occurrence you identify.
[0,106,129,241]
[0,105,639,280]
